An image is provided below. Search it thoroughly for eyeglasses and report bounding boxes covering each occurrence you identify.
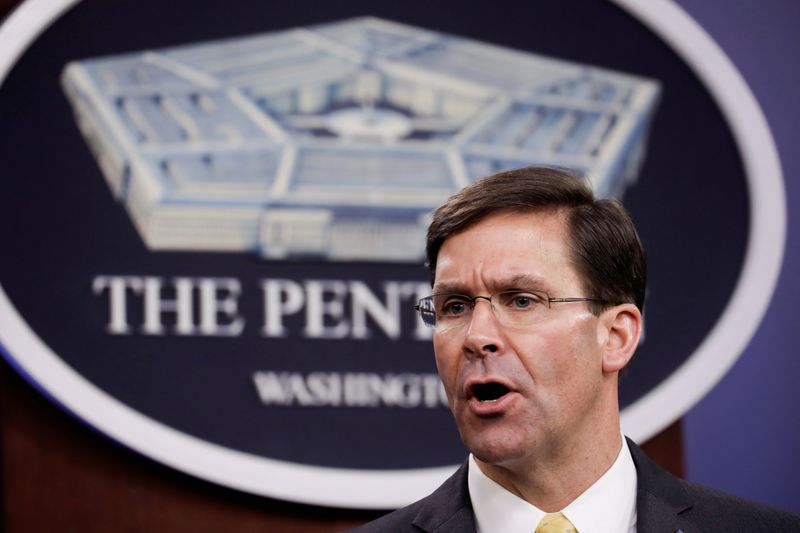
[414,290,610,329]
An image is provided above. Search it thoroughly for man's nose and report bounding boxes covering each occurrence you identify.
[463,298,503,357]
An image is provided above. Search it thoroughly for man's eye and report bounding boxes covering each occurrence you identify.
[439,298,469,316]
[501,292,542,310]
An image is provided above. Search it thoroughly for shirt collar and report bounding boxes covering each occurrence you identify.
[468,437,637,533]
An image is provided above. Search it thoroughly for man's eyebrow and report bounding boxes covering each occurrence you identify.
[503,274,549,291]
[431,281,468,295]
[432,274,549,295]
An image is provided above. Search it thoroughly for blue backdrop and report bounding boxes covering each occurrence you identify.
[678,0,800,514]
[0,0,797,513]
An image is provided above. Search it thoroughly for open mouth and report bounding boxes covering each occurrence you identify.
[471,382,510,403]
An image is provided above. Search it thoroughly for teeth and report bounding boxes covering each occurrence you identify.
[480,398,498,403]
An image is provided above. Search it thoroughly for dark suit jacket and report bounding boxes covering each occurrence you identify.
[348,439,800,532]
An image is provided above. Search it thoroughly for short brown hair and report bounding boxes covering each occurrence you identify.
[426,167,646,313]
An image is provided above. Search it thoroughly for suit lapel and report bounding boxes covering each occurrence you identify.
[628,439,694,532]
[410,442,696,532]
[412,461,477,532]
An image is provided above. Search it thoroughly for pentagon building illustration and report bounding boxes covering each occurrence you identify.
[61,17,660,262]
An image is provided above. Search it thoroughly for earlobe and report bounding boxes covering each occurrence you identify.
[600,304,642,373]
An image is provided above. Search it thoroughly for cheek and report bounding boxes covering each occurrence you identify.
[433,332,461,392]
[433,337,451,368]
[512,322,599,384]
[509,330,559,373]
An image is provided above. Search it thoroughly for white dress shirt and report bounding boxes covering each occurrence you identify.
[468,437,638,533]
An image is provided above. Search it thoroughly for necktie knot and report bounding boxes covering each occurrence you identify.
[534,512,578,533]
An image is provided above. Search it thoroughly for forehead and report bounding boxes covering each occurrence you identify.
[433,210,581,293]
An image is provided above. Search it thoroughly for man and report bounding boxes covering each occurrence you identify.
[350,167,800,532]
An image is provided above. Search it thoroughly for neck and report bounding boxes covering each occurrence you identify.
[475,414,623,511]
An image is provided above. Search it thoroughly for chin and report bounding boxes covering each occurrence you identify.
[460,427,530,467]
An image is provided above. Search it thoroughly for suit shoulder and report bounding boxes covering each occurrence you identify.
[678,478,800,530]
[342,499,426,533]
[342,461,473,533]
[629,439,800,531]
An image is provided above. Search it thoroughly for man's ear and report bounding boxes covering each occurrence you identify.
[600,303,642,373]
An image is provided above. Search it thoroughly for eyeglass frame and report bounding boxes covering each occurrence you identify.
[413,289,616,328]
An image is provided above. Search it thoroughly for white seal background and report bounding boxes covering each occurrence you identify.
[0,0,784,508]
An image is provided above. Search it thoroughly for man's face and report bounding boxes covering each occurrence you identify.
[432,210,610,468]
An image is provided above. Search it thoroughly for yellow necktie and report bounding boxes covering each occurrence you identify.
[534,512,578,533]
